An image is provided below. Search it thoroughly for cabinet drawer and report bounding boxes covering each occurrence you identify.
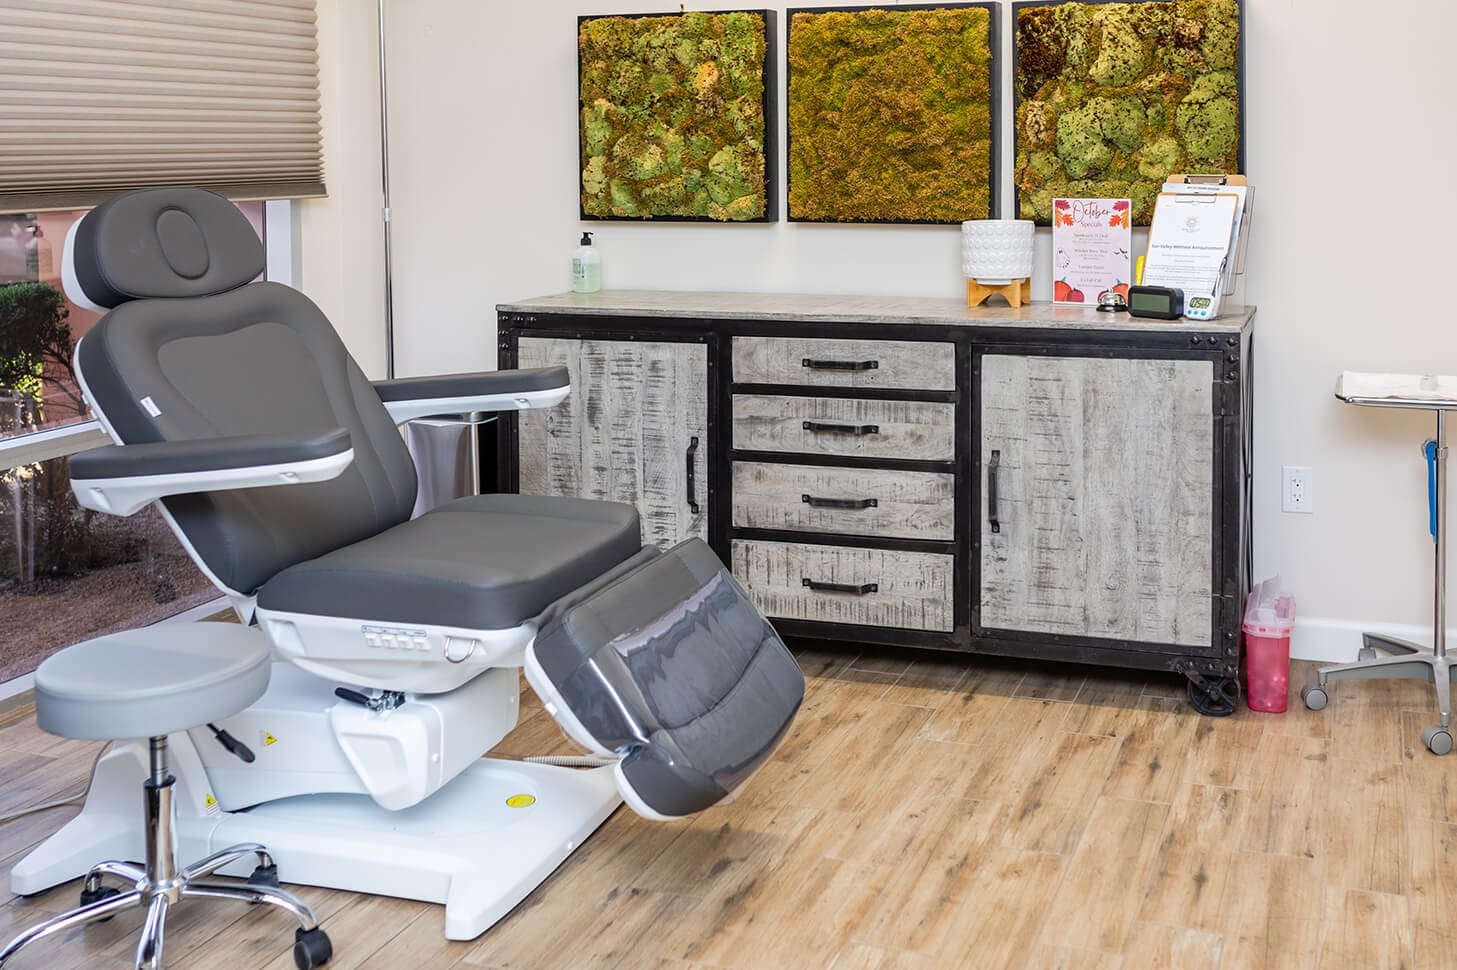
[733,336,955,391]
[731,540,954,632]
[732,395,955,461]
[732,462,954,540]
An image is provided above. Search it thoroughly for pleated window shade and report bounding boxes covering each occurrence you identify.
[0,0,325,212]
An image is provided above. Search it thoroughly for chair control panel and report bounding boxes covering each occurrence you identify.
[361,625,430,652]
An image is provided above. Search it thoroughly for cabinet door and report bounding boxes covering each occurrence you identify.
[517,337,708,547]
[979,354,1214,648]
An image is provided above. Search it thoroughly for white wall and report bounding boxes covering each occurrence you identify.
[295,0,388,379]
[317,0,1457,647]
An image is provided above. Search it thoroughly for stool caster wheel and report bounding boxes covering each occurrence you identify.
[1302,685,1329,711]
[1187,675,1239,717]
[79,884,121,921]
[1423,726,1454,756]
[1358,646,1377,661]
[249,862,280,889]
[293,927,333,969]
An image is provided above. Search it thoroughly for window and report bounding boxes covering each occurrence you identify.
[0,201,269,686]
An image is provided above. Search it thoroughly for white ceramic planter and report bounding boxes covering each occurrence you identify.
[961,220,1035,285]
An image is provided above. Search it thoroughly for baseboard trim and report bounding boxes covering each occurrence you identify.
[1293,616,1446,663]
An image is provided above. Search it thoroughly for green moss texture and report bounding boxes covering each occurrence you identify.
[579,11,770,221]
[1015,0,1241,225]
[787,6,994,223]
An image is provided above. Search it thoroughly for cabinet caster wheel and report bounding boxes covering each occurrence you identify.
[293,927,333,969]
[1358,646,1377,661]
[249,862,280,889]
[1187,676,1239,717]
[79,884,121,921]
[1423,726,1454,756]
[1302,685,1329,711]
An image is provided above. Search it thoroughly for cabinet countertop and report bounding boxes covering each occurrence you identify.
[497,290,1255,333]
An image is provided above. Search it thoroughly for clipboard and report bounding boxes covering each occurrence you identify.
[1142,190,1241,299]
[1164,173,1253,282]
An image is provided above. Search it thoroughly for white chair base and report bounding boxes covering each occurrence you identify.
[11,734,623,942]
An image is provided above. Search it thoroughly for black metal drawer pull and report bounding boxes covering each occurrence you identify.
[801,494,878,510]
[802,578,879,595]
[802,421,880,435]
[685,436,700,515]
[988,449,1001,534]
[802,358,879,372]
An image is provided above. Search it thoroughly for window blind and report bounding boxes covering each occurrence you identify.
[0,0,325,211]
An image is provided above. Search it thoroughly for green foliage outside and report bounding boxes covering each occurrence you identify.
[579,11,770,221]
[787,6,994,223]
[1015,0,1241,225]
[0,282,73,410]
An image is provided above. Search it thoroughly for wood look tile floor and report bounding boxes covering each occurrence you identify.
[1,647,1453,970]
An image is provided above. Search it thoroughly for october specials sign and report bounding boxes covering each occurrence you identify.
[1051,198,1132,306]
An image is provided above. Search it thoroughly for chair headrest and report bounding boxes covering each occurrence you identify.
[62,187,266,312]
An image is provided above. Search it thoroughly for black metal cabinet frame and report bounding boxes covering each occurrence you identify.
[496,308,1251,687]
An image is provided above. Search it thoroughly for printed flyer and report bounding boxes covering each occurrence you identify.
[1051,198,1132,305]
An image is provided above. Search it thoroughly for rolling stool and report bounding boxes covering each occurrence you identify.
[0,624,333,969]
[1303,373,1457,755]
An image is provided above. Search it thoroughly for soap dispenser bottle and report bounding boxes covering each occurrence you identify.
[572,232,601,293]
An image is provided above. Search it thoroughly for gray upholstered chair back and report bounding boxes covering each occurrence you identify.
[69,187,417,595]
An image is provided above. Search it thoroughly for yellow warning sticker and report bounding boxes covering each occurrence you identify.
[264,733,278,746]
[204,793,219,816]
[506,794,536,809]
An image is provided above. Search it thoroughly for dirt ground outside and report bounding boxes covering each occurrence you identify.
[0,553,217,682]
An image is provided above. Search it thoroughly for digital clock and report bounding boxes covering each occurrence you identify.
[1125,285,1185,320]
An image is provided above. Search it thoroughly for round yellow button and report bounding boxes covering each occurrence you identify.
[506,794,536,809]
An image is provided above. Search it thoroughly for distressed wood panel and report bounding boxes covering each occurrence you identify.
[732,336,955,390]
[731,539,954,632]
[979,354,1214,647]
[518,337,707,547]
[731,462,955,540]
[733,395,955,461]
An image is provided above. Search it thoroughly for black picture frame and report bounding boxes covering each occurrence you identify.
[1010,0,1247,226]
[576,10,779,224]
[784,2,1001,226]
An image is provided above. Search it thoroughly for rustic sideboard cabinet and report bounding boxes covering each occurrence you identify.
[496,292,1254,714]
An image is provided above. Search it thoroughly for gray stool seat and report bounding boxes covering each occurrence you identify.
[35,624,271,741]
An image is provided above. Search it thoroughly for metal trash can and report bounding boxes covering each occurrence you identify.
[404,414,495,517]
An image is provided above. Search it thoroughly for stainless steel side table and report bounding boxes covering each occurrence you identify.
[1303,372,1457,755]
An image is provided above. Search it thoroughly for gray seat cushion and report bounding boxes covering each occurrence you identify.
[257,493,643,629]
[36,624,271,741]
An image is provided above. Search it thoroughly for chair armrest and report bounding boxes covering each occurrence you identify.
[70,428,354,516]
[372,367,570,424]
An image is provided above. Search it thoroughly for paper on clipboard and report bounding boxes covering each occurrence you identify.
[1141,192,1239,297]
[1164,174,1250,283]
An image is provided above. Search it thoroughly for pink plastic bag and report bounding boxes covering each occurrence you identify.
[1244,578,1295,713]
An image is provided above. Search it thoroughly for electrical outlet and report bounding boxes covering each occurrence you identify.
[1282,465,1312,513]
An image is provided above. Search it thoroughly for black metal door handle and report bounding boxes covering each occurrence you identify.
[802,358,879,372]
[802,578,879,595]
[802,421,880,435]
[802,494,878,510]
[988,449,1000,534]
[686,436,700,515]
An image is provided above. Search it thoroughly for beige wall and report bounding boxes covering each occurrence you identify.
[309,0,1457,644]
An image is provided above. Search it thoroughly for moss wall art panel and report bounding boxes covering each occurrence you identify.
[1014,0,1243,226]
[578,10,775,223]
[786,4,998,224]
